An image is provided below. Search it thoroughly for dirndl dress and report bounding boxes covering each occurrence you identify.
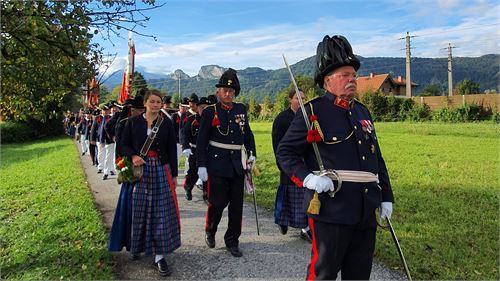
[130,156,181,255]
[108,182,134,251]
[274,184,308,229]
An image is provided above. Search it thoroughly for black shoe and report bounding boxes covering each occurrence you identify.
[97,169,103,174]
[226,246,243,257]
[154,259,172,277]
[185,189,192,201]
[300,229,313,243]
[81,152,86,156]
[205,232,215,248]
[202,194,208,205]
[278,224,288,235]
[110,171,115,176]
[130,253,139,260]
[102,174,108,180]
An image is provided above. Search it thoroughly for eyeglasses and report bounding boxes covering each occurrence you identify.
[331,72,358,79]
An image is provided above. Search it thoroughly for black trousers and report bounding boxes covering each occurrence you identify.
[184,150,198,192]
[89,143,97,165]
[307,218,376,280]
[205,173,244,248]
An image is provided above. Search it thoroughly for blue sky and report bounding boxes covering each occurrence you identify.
[96,0,499,77]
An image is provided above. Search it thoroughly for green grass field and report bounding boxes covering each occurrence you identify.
[0,138,114,280]
[250,121,499,280]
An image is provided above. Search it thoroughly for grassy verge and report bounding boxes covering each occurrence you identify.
[250,121,499,280]
[0,137,114,280]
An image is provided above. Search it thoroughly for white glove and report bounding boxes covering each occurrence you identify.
[302,173,335,193]
[198,167,208,182]
[380,202,393,220]
[182,149,193,157]
[247,155,256,169]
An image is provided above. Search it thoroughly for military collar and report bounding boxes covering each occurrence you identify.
[325,92,354,110]
[219,102,233,111]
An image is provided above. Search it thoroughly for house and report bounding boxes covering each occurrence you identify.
[356,73,418,97]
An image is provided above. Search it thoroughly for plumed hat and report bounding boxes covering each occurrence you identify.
[207,94,218,105]
[197,97,210,106]
[181,97,189,106]
[131,95,145,109]
[215,68,240,96]
[162,95,172,104]
[188,93,199,103]
[314,35,360,88]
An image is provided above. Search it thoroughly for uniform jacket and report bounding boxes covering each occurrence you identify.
[181,113,201,150]
[277,93,394,228]
[121,114,178,177]
[98,115,114,144]
[104,113,120,141]
[272,107,296,185]
[196,102,256,177]
[90,117,100,142]
[114,117,128,157]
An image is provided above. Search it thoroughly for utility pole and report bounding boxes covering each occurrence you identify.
[399,32,415,97]
[442,43,456,96]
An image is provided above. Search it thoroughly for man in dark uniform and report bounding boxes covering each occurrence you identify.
[181,97,210,201]
[277,35,394,280]
[196,68,256,258]
[272,88,312,242]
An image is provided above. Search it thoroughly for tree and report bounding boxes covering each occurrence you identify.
[248,96,261,119]
[455,79,481,95]
[0,0,161,123]
[420,83,442,96]
[131,71,148,95]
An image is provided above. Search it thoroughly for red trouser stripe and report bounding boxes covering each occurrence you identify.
[307,217,318,281]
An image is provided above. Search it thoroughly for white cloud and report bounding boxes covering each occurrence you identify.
[103,1,499,76]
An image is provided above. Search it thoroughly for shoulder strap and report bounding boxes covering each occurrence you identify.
[139,116,164,157]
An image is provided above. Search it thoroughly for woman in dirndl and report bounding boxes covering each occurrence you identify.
[272,88,312,242]
[108,96,145,256]
[121,90,180,277]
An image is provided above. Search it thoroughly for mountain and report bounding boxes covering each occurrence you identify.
[101,66,168,90]
[101,54,499,100]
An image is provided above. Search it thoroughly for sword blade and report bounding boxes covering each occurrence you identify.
[387,218,412,281]
[282,54,325,171]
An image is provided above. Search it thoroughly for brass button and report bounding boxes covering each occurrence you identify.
[358,140,362,144]
[349,112,352,116]
[231,151,234,154]
[231,130,234,133]
[332,137,338,141]
[354,125,358,130]
[362,156,366,160]
[364,188,368,193]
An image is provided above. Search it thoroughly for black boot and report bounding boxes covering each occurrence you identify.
[154,258,172,276]
[205,232,215,248]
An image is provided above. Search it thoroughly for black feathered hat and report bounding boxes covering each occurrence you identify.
[188,93,199,103]
[131,96,145,109]
[215,68,240,96]
[180,97,189,106]
[314,35,360,88]
[207,94,218,105]
[197,97,210,106]
[162,95,172,104]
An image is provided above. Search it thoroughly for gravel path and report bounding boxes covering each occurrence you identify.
[77,142,405,280]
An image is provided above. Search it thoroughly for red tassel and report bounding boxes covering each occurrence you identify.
[309,114,318,122]
[291,175,303,187]
[314,134,322,142]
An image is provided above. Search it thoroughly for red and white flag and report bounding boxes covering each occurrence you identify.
[119,31,135,103]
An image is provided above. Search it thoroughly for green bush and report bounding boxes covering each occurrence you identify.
[432,104,489,122]
[405,104,431,121]
[491,111,500,123]
[360,91,387,121]
[1,118,64,143]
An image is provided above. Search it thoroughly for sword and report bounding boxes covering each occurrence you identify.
[386,218,412,281]
[282,54,342,205]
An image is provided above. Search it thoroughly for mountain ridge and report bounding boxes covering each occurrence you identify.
[101,54,499,100]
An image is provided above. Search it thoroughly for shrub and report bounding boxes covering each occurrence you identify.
[432,104,489,122]
[1,118,64,143]
[405,104,431,121]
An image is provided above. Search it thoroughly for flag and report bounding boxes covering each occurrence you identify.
[119,32,135,103]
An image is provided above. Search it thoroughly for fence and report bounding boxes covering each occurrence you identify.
[411,94,500,111]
